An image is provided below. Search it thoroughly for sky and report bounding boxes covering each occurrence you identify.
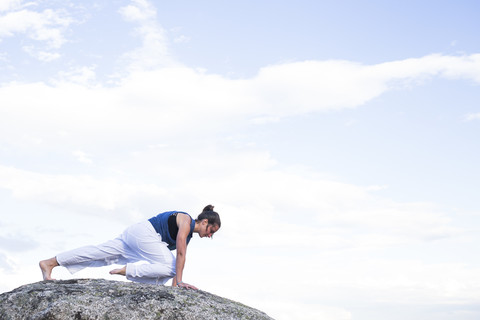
[1,0,480,319]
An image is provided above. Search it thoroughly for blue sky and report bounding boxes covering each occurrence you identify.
[1,1,480,319]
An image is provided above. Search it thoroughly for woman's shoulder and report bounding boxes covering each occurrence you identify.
[150,210,192,223]
[176,211,193,221]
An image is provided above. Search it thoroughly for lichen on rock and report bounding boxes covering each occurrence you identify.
[0,279,274,320]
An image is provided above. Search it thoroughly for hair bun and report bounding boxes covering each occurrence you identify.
[203,204,214,212]
[197,205,221,227]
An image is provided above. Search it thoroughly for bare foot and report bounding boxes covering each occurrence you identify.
[39,257,59,280]
[109,265,126,276]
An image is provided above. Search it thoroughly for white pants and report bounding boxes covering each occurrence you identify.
[56,221,176,285]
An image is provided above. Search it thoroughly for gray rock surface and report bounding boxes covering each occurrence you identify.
[0,279,274,320]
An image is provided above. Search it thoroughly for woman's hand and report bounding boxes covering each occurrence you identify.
[177,281,198,290]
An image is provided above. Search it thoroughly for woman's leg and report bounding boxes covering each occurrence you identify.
[55,237,129,275]
[40,236,129,280]
[120,221,176,284]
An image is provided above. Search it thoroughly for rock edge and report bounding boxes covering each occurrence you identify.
[0,278,274,320]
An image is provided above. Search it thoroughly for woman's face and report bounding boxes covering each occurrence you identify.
[200,220,219,238]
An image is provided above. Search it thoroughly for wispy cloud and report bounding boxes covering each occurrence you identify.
[72,150,93,164]
[0,4,74,60]
[463,112,480,121]
[55,66,97,86]
[0,8,73,46]
[118,0,175,72]
[173,35,190,44]
[0,234,39,252]
[22,45,61,61]
[0,252,16,273]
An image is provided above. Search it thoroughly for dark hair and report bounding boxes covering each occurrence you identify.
[196,204,221,227]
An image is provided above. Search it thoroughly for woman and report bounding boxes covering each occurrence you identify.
[39,205,221,290]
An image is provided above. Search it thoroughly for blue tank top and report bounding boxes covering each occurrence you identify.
[148,211,195,250]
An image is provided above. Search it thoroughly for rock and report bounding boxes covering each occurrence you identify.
[0,279,274,320]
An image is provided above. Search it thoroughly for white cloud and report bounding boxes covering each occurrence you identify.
[0,165,167,216]
[463,112,480,121]
[118,0,175,72]
[0,149,456,249]
[182,162,458,248]
[119,0,156,22]
[2,54,479,151]
[173,35,190,44]
[55,66,97,86]
[0,0,21,12]
[0,252,16,273]
[372,54,480,84]
[0,8,73,48]
[72,150,93,164]
[0,234,39,252]
[0,55,478,237]
[22,45,61,61]
[0,4,74,61]
[249,54,480,118]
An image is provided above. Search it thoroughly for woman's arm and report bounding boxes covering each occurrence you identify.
[174,213,198,290]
